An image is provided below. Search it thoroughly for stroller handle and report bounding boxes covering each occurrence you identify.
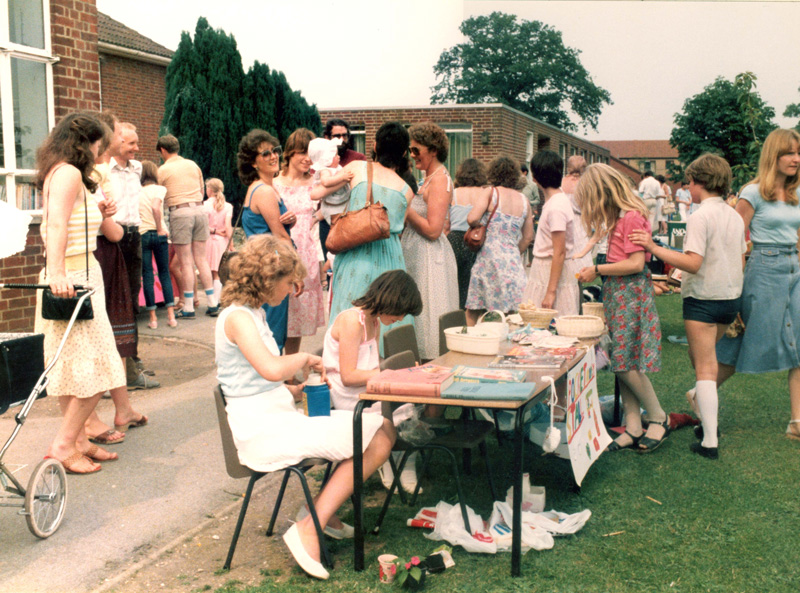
[0,283,89,290]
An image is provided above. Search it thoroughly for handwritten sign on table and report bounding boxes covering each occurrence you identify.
[565,348,612,486]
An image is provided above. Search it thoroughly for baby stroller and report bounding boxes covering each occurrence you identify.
[0,283,94,538]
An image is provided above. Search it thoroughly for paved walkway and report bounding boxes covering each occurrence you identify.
[0,298,325,593]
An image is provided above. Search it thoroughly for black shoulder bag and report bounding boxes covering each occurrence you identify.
[41,187,94,321]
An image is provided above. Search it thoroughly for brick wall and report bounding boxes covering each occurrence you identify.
[50,0,101,116]
[99,53,167,164]
[0,224,43,333]
[319,105,610,171]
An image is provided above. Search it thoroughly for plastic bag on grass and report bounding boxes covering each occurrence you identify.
[489,502,554,552]
[423,501,496,554]
[397,407,436,446]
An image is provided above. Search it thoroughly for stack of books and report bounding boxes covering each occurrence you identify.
[366,364,454,396]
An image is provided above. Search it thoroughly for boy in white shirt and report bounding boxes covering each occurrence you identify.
[631,154,746,460]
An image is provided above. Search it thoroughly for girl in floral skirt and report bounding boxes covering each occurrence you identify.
[576,164,670,453]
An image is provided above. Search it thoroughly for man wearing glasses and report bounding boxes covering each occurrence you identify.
[323,119,365,167]
[319,119,366,257]
[156,134,219,318]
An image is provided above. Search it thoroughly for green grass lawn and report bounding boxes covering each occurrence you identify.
[213,294,800,593]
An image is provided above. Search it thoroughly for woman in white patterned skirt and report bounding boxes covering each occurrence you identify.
[34,113,128,474]
[402,122,458,360]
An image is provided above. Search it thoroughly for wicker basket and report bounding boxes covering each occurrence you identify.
[518,308,558,329]
[582,302,604,320]
[555,315,605,339]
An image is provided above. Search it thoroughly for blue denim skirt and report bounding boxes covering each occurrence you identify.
[717,243,800,373]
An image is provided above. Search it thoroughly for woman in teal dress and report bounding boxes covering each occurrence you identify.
[328,122,414,350]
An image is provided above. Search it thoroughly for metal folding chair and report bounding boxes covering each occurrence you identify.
[213,385,334,570]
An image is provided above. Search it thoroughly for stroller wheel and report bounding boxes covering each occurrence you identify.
[25,457,68,538]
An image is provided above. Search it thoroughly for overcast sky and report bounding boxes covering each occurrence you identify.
[96,0,800,141]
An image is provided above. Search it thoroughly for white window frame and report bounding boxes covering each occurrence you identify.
[0,0,56,211]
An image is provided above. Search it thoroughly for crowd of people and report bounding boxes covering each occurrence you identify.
[30,109,800,579]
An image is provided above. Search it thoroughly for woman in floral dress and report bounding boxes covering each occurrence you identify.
[577,164,668,453]
[465,157,534,324]
[274,129,326,355]
[402,122,459,360]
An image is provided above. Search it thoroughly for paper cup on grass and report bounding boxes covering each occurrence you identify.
[378,554,398,583]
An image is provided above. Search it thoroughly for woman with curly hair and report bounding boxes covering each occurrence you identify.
[236,129,297,352]
[465,157,534,324]
[449,158,492,310]
[403,122,458,359]
[216,234,394,580]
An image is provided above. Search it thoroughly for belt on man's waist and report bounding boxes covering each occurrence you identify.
[168,201,203,212]
[120,224,139,234]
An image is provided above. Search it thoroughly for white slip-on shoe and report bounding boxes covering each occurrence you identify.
[283,524,329,580]
[295,505,354,540]
[399,451,422,495]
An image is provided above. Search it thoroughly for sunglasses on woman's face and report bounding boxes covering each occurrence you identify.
[409,146,421,156]
[260,146,282,158]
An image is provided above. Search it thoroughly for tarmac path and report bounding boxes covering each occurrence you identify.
[0,303,325,593]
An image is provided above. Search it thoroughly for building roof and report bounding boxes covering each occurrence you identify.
[594,140,678,159]
[319,103,611,155]
[97,12,173,59]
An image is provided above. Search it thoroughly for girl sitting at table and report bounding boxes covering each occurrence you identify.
[323,270,424,493]
[576,164,670,453]
[215,234,394,580]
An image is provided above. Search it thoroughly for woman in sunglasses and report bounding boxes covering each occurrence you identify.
[236,129,298,352]
[402,122,459,360]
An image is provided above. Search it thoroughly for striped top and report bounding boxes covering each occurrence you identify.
[41,186,103,259]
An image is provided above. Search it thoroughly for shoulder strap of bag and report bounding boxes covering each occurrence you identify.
[485,187,500,224]
[366,162,374,205]
[43,165,89,283]
[339,161,372,217]
[224,202,244,252]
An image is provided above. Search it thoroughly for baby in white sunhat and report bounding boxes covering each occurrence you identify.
[309,137,354,225]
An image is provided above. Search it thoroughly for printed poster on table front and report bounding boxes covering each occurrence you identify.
[565,348,612,486]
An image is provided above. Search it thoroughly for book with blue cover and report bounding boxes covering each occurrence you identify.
[451,365,527,384]
[440,381,537,400]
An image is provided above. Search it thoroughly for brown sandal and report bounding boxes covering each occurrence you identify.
[48,451,101,474]
[82,444,118,462]
[88,429,125,445]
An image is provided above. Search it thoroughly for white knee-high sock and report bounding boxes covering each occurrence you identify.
[213,279,222,303]
[695,380,718,448]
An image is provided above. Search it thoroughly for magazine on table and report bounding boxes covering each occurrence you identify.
[451,365,527,383]
[488,354,566,370]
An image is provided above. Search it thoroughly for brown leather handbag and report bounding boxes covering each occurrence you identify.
[325,162,390,254]
[463,187,499,252]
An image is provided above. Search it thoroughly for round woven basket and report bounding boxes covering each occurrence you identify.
[582,302,604,320]
[555,315,605,339]
[518,308,558,329]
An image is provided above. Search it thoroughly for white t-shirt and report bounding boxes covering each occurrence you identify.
[533,192,575,258]
[638,177,661,200]
[681,197,746,300]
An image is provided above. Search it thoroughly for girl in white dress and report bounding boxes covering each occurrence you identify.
[323,270,423,492]
[215,234,395,580]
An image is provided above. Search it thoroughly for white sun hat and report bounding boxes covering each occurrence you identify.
[308,138,339,171]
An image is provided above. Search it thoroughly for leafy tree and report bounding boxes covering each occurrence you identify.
[162,17,247,200]
[668,73,776,190]
[270,70,322,144]
[162,18,321,203]
[430,11,612,132]
[784,85,800,131]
